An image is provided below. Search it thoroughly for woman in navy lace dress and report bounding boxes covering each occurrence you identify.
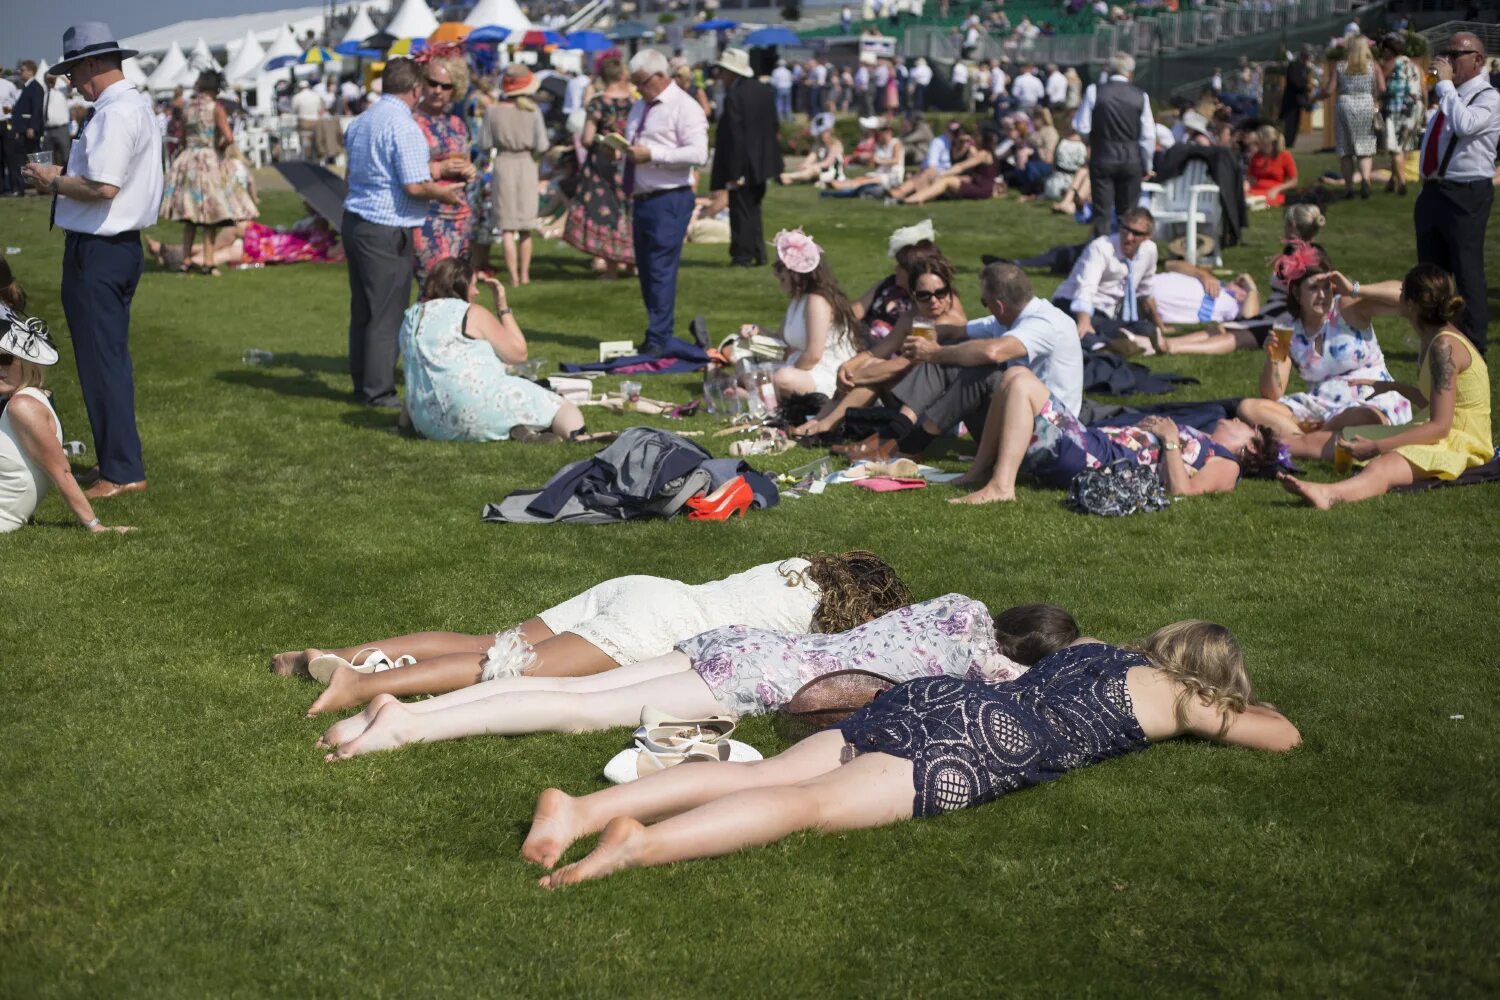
[523,621,1300,886]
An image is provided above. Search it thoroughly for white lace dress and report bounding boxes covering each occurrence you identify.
[678,594,1025,718]
[778,295,859,398]
[482,558,823,679]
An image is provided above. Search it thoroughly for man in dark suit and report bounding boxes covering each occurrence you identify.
[710,48,783,267]
[1279,47,1314,148]
[11,61,46,155]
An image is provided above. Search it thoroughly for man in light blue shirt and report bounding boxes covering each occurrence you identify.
[342,58,462,407]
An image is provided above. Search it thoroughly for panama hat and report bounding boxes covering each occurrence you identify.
[715,47,753,78]
[52,22,138,75]
[0,310,59,367]
[501,63,539,96]
[1167,234,1217,261]
[857,115,887,130]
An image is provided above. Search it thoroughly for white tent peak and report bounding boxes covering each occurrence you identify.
[122,57,150,89]
[385,0,440,39]
[463,0,534,33]
[260,24,301,70]
[145,41,187,92]
[223,29,267,86]
[342,7,379,45]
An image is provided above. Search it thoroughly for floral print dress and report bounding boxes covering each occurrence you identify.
[563,95,636,265]
[1022,396,1232,489]
[1280,298,1411,427]
[678,594,1024,718]
[161,96,259,225]
[413,111,475,281]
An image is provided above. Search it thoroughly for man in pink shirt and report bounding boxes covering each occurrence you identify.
[622,49,709,356]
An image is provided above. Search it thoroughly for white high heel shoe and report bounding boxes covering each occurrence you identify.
[633,705,737,754]
[603,739,763,784]
[307,647,416,686]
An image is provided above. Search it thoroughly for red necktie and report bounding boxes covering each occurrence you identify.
[1421,109,1445,179]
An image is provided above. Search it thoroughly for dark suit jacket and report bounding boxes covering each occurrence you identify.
[12,79,45,135]
[710,77,783,189]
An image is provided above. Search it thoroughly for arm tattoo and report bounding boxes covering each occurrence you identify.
[1432,340,1457,394]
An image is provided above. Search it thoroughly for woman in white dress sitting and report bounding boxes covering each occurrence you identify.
[0,309,131,534]
[399,257,586,442]
[739,230,863,402]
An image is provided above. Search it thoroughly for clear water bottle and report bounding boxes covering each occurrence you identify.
[242,348,274,365]
[754,362,779,415]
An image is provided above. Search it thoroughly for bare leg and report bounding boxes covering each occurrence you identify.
[202,224,220,274]
[502,231,520,286]
[518,231,533,284]
[317,654,693,748]
[180,222,197,271]
[270,627,529,677]
[1236,397,1303,439]
[902,177,959,205]
[522,730,848,868]
[1279,454,1419,509]
[773,366,819,399]
[548,400,586,438]
[951,367,1048,503]
[1281,406,1385,460]
[538,748,915,888]
[1154,326,1257,356]
[325,667,723,761]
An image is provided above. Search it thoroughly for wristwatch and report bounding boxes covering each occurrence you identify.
[50,176,61,195]
[1162,441,1180,452]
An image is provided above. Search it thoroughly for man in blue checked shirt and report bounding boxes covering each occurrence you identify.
[342,59,463,408]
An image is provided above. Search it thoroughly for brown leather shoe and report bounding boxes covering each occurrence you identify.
[844,437,899,463]
[830,432,882,457]
[83,478,148,499]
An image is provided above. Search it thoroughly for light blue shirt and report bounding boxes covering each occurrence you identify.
[965,297,1084,416]
[343,95,431,228]
[923,134,952,171]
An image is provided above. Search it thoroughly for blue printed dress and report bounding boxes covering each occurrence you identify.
[839,642,1151,817]
[398,298,563,441]
[678,594,1025,718]
[1279,298,1411,427]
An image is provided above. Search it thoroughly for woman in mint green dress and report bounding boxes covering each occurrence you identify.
[399,258,584,442]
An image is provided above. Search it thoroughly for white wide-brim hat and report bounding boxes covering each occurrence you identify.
[715,47,754,78]
[0,310,59,366]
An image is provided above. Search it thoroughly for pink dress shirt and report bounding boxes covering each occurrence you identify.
[624,81,709,195]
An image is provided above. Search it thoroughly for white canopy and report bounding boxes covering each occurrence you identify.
[260,25,301,72]
[122,57,150,89]
[119,4,381,57]
[145,41,187,92]
[342,7,379,45]
[385,0,440,40]
[36,59,49,77]
[463,0,534,33]
[223,29,267,86]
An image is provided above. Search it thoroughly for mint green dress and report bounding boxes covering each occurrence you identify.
[399,298,562,441]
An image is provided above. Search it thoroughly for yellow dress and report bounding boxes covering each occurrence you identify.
[1395,330,1493,479]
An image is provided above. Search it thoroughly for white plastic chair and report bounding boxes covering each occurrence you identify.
[1140,159,1222,265]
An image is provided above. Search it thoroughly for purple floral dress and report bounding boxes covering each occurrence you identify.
[413,111,474,282]
[677,594,1024,718]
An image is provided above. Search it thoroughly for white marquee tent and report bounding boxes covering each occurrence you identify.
[180,36,223,86]
[259,25,301,72]
[117,4,381,58]
[341,7,379,46]
[384,0,440,40]
[122,57,150,89]
[463,0,535,34]
[222,29,266,86]
[145,41,187,92]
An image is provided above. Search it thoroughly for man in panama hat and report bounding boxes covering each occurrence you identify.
[711,48,782,267]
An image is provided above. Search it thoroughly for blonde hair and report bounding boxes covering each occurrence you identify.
[428,55,470,102]
[1345,36,1372,76]
[7,357,48,392]
[1135,621,1254,737]
[1255,124,1285,155]
[1283,203,1325,242]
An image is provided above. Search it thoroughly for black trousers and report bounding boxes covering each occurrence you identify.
[342,211,414,405]
[891,363,1006,434]
[728,182,767,265]
[1279,103,1302,149]
[1088,159,1143,238]
[42,126,71,170]
[1049,297,1154,341]
[0,124,24,194]
[1414,179,1492,355]
[62,231,146,483]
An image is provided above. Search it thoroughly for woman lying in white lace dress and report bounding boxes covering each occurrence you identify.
[271,552,911,717]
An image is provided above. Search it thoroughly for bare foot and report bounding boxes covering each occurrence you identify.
[324,697,417,761]
[317,692,398,749]
[270,648,318,677]
[521,788,584,869]
[538,816,647,889]
[306,664,369,717]
[1277,473,1334,511]
[947,468,992,488]
[949,485,1017,505]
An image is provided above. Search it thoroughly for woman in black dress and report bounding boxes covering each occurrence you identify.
[562,57,636,278]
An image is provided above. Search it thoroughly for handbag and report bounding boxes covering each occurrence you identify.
[785,669,899,726]
[1065,459,1170,517]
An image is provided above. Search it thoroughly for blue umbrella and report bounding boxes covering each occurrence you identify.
[744,26,801,47]
[264,54,298,70]
[334,40,383,58]
[693,18,741,31]
[466,24,512,44]
[564,30,613,52]
[521,29,567,47]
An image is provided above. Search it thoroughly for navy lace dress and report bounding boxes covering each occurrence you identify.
[837,642,1150,817]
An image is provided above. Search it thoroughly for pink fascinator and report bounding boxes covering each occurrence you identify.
[773,229,822,274]
[1271,239,1324,285]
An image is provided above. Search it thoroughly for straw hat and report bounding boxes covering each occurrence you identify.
[501,63,539,96]
[715,47,753,78]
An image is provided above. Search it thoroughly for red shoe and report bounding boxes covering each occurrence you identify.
[685,476,753,521]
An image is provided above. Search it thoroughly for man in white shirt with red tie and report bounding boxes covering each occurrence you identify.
[1413,31,1498,356]
[622,49,708,357]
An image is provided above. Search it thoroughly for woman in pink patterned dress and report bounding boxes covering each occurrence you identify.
[563,57,636,277]
[412,54,478,282]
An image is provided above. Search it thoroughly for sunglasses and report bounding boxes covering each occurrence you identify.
[912,286,952,303]
[1442,49,1481,59]
[1120,226,1152,238]
[425,78,455,91]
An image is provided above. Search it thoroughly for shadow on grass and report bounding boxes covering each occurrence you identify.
[339,409,401,432]
[217,369,349,403]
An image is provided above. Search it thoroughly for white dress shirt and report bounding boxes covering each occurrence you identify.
[1054,234,1159,320]
[625,81,708,195]
[0,78,18,121]
[1071,74,1156,174]
[964,296,1085,415]
[55,80,163,236]
[1046,70,1068,106]
[990,67,1007,97]
[1419,75,1500,183]
[44,81,72,128]
[291,88,324,121]
[1011,73,1045,109]
[563,73,590,116]
[911,63,933,87]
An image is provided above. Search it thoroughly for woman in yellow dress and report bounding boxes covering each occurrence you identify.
[1280,264,1492,510]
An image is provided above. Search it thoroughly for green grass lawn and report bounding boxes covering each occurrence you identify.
[3,157,1498,996]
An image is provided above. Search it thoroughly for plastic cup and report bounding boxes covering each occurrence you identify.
[26,151,52,166]
[1333,437,1354,475]
[1268,324,1293,362]
[620,380,641,412]
[910,318,937,341]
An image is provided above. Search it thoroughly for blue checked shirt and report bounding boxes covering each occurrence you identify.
[342,95,431,228]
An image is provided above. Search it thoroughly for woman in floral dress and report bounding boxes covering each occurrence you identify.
[412,54,478,282]
[563,57,636,277]
[160,71,258,276]
[320,594,1059,761]
[1377,33,1425,196]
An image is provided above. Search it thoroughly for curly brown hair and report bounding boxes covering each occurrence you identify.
[781,551,912,633]
[1238,425,1282,479]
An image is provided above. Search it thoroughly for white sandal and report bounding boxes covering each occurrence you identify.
[307,647,416,686]
[603,739,762,784]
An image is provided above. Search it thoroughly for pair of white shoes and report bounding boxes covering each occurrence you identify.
[603,706,762,784]
[307,648,416,686]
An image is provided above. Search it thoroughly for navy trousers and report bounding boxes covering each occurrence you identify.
[1414,179,1492,356]
[62,230,146,483]
[631,187,695,354]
